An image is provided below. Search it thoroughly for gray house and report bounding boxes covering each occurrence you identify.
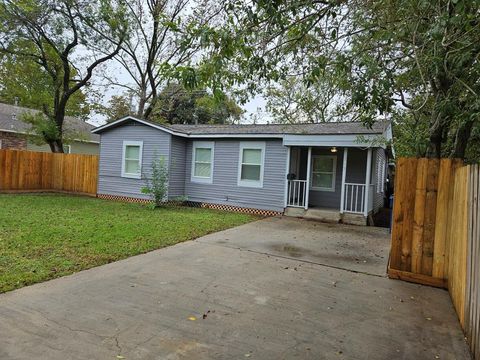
[92,117,393,224]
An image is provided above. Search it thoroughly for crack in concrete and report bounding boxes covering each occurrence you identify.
[37,312,110,340]
[199,241,387,278]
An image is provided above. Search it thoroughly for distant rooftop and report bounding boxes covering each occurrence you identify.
[0,102,99,143]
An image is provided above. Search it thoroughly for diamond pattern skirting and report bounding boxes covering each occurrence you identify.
[97,193,282,217]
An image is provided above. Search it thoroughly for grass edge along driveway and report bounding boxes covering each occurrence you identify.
[0,194,258,293]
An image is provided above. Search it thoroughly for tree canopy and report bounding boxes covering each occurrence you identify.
[183,0,480,160]
[0,0,128,152]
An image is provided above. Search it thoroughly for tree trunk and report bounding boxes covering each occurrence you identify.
[451,119,474,159]
[48,139,64,153]
[426,112,444,158]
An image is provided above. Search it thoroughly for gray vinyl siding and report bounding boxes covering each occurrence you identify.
[184,139,287,212]
[97,122,171,199]
[372,148,387,212]
[168,136,187,198]
[308,147,368,210]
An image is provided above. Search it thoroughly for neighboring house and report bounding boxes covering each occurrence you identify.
[0,103,99,154]
[93,116,393,224]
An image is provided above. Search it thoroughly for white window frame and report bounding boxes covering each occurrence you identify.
[311,155,337,192]
[63,144,71,154]
[191,141,214,184]
[121,140,143,179]
[237,141,266,188]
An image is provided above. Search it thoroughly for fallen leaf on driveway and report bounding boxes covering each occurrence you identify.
[188,316,197,321]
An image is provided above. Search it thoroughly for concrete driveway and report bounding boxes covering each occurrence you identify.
[0,217,470,359]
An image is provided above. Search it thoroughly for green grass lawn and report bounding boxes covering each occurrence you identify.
[0,194,258,293]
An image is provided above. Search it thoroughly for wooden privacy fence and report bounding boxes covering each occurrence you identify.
[389,158,480,359]
[0,149,98,195]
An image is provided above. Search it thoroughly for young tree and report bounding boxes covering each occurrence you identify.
[0,0,128,152]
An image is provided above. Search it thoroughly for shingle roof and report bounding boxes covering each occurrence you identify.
[164,121,390,136]
[0,102,99,143]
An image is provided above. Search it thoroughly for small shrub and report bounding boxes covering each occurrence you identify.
[141,156,169,207]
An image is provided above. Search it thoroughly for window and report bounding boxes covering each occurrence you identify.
[191,141,214,183]
[311,155,337,191]
[121,141,143,179]
[63,145,71,154]
[238,142,265,188]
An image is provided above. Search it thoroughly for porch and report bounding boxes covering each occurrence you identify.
[284,146,379,225]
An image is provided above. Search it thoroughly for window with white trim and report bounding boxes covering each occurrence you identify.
[121,141,143,179]
[191,141,214,183]
[238,142,265,188]
[311,155,337,191]
[63,145,71,154]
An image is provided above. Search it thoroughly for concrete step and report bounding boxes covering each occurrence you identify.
[304,208,341,223]
[285,207,368,226]
[341,212,367,226]
[284,207,306,217]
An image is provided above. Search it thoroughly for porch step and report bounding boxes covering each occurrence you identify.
[284,207,340,223]
[284,207,306,217]
[285,207,368,226]
[341,213,368,226]
[305,208,341,223]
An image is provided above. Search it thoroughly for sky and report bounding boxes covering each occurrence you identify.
[90,51,270,127]
[91,72,269,127]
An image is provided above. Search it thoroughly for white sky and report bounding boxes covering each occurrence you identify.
[90,56,269,126]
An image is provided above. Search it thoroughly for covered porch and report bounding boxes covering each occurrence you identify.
[284,145,378,225]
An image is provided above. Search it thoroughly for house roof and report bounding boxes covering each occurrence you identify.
[93,115,390,137]
[0,102,99,143]
[164,121,390,136]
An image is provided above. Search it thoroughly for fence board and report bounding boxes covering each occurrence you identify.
[412,158,428,273]
[447,165,469,326]
[389,158,480,359]
[432,159,453,278]
[390,158,407,270]
[466,165,480,359]
[421,159,439,275]
[0,149,98,195]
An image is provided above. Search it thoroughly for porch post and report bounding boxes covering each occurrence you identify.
[364,148,372,217]
[305,147,312,210]
[340,147,348,214]
[284,146,291,208]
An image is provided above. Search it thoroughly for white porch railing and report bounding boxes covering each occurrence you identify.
[287,180,307,208]
[343,183,374,214]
